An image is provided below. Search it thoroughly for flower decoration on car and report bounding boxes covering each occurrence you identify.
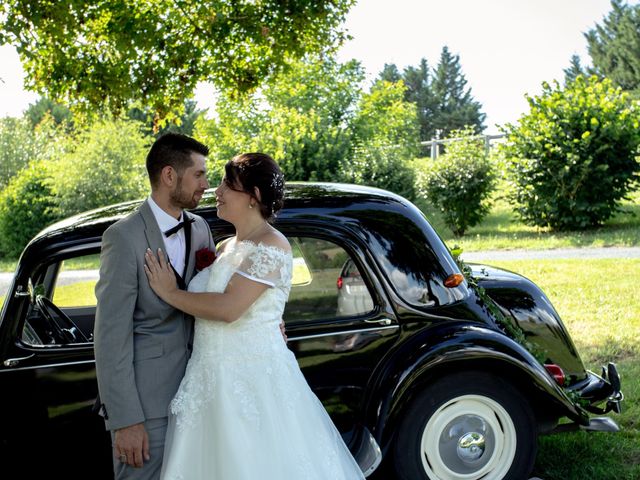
[195,247,216,271]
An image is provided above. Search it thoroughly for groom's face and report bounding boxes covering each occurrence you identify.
[170,152,209,210]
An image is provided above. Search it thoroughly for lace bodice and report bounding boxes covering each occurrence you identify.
[170,239,293,427]
[187,239,292,358]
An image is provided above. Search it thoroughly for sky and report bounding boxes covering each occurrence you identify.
[0,0,630,134]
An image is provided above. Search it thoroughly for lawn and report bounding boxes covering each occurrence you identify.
[417,186,640,252]
[481,258,640,480]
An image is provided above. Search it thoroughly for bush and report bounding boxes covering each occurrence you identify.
[500,76,640,230]
[0,160,58,258]
[0,115,62,189]
[50,118,150,217]
[343,80,420,199]
[416,127,496,236]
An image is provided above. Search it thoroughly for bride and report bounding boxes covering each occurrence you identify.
[144,152,365,479]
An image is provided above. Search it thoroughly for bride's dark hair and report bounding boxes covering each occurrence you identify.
[224,153,285,222]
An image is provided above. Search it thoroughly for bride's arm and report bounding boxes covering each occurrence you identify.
[144,248,269,323]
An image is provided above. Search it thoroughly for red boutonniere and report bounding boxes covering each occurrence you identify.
[195,248,216,271]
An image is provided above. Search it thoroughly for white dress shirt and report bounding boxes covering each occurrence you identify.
[148,196,186,276]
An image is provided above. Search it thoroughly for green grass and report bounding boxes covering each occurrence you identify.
[483,258,640,480]
[52,279,97,307]
[417,186,640,252]
[0,258,17,272]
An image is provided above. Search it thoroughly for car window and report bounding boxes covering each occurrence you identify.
[52,254,100,307]
[284,237,374,323]
[22,253,99,346]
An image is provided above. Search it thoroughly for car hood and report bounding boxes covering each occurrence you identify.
[469,264,587,381]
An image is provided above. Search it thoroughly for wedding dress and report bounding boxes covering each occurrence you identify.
[160,239,365,479]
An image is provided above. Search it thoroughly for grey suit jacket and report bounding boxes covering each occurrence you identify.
[94,199,214,431]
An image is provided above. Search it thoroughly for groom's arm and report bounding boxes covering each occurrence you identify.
[94,224,145,431]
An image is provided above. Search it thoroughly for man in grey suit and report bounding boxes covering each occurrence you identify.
[94,133,215,479]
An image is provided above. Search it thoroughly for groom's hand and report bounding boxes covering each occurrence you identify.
[279,321,287,343]
[114,422,150,468]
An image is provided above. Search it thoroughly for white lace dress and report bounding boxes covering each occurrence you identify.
[160,240,365,480]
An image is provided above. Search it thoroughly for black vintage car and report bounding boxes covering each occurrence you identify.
[0,183,623,480]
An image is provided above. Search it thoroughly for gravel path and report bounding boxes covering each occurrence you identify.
[461,246,640,262]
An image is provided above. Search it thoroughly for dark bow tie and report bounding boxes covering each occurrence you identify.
[164,217,195,237]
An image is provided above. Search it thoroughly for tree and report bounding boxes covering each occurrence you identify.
[585,0,640,93]
[128,100,206,137]
[378,63,402,83]
[196,56,363,183]
[50,118,150,217]
[346,80,420,199]
[402,58,437,142]
[374,49,485,142]
[431,46,486,138]
[564,54,587,85]
[0,115,62,189]
[196,55,420,198]
[0,1,355,124]
[500,76,640,230]
[25,97,72,128]
[0,160,58,258]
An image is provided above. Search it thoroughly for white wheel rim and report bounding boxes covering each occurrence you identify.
[420,394,517,480]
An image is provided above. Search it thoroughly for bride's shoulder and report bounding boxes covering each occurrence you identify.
[255,229,291,255]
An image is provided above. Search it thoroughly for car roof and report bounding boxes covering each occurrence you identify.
[31,182,410,240]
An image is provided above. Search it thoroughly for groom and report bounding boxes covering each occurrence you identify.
[94,132,215,479]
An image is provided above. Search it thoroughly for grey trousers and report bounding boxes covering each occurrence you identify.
[111,417,168,480]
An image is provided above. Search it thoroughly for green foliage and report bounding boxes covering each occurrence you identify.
[431,47,486,138]
[416,127,496,236]
[378,47,486,142]
[586,0,640,94]
[25,97,72,128]
[500,76,640,230]
[345,80,420,199]
[0,0,354,124]
[0,160,57,258]
[50,118,149,217]
[0,115,62,189]
[197,57,421,198]
[563,54,587,86]
[451,247,546,364]
[196,56,362,183]
[127,100,205,137]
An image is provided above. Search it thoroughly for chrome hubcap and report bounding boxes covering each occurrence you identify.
[420,395,517,480]
[457,431,486,461]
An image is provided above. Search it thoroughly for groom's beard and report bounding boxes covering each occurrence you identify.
[171,177,201,210]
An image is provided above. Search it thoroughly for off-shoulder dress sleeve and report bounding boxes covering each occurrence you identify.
[235,243,288,288]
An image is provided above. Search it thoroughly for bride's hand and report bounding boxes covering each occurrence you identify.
[144,248,178,300]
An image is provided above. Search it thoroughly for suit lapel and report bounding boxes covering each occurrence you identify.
[183,211,196,282]
[140,200,165,260]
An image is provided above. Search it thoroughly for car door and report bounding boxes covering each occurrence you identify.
[279,228,400,447]
[0,244,112,479]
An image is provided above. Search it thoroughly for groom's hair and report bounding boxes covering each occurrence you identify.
[146,133,209,187]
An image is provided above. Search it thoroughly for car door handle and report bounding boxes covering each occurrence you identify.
[364,318,393,326]
[3,354,35,367]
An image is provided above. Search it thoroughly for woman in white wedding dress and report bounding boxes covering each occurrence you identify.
[144,153,365,480]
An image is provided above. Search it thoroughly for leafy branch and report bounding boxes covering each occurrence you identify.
[450,246,547,365]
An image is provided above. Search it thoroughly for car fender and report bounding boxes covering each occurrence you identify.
[362,321,589,450]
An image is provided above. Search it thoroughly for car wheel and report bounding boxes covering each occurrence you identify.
[393,371,537,480]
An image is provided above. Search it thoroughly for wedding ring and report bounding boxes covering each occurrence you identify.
[119,454,127,462]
